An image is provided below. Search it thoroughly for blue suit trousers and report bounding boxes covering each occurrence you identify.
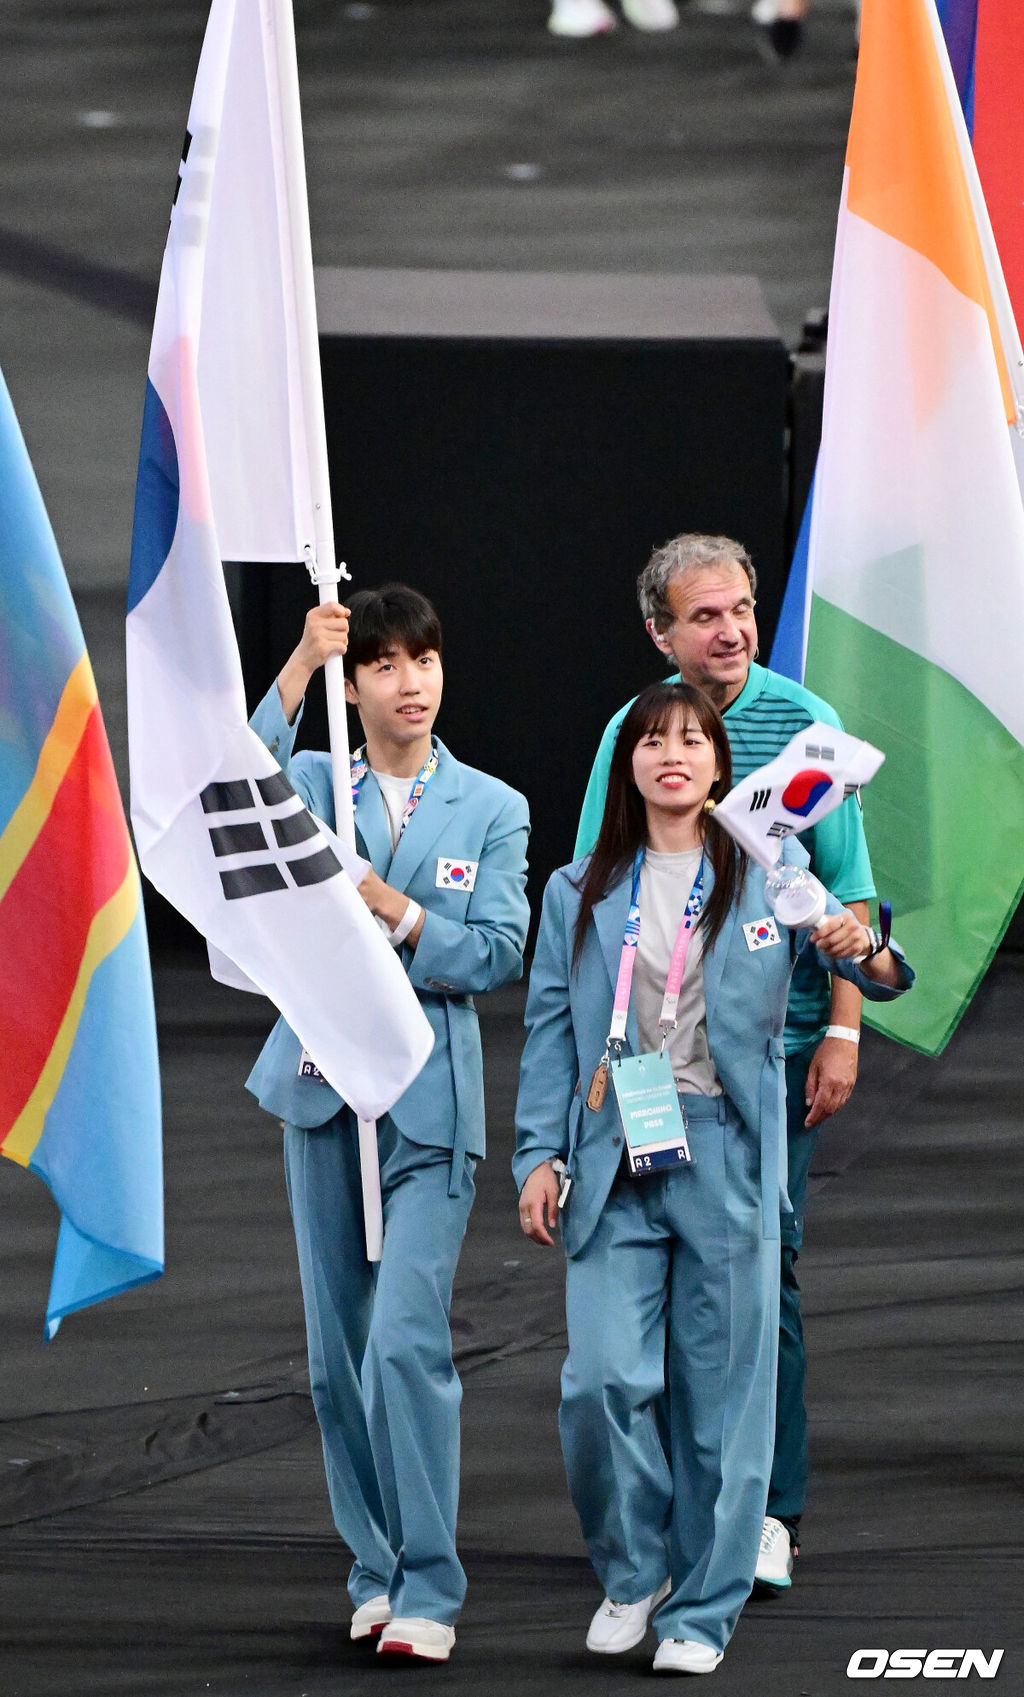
[558,1095,779,1653]
[284,1110,475,1623]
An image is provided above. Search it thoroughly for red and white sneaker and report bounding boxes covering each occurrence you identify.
[377,1617,456,1661]
[350,1594,392,1640]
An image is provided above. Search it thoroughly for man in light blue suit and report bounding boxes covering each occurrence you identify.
[247,584,529,1663]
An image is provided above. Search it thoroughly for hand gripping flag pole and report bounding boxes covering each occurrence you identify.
[261,0,383,1260]
[126,0,434,1263]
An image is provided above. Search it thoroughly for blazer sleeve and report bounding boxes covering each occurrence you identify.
[250,682,302,765]
[512,871,580,1191]
[798,887,915,1001]
[408,789,530,996]
[249,684,334,825]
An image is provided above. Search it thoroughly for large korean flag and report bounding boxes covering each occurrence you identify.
[126,0,431,1120]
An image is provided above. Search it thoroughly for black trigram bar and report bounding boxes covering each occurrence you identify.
[806,744,835,761]
[257,772,297,806]
[209,821,268,857]
[201,779,254,813]
[749,788,771,811]
[288,846,342,887]
[273,810,320,848]
[767,821,792,838]
[219,862,289,901]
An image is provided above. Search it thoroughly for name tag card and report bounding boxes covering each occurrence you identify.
[611,1051,692,1177]
[298,1047,327,1083]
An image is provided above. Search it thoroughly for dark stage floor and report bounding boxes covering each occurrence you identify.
[2,960,1023,1696]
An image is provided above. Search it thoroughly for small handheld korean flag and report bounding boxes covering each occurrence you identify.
[714,720,884,871]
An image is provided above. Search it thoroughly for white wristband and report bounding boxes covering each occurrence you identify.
[389,899,422,947]
[825,1024,860,1045]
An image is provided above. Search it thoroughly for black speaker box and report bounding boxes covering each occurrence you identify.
[238,269,789,936]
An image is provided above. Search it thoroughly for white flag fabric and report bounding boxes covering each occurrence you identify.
[126,0,432,1121]
[714,721,884,871]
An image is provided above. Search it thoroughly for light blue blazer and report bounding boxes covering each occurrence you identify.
[246,685,530,1182]
[513,838,913,1257]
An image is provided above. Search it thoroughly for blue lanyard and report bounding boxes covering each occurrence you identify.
[350,740,439,838]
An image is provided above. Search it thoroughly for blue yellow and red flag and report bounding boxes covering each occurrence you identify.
[941,0,1024,340]
[0,366,162,1338]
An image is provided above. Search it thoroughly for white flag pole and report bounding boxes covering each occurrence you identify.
[268,0,383,1260]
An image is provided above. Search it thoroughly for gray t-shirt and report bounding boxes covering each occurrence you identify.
[634,847,722,1098]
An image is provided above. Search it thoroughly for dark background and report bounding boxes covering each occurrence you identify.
[240,293,791,930]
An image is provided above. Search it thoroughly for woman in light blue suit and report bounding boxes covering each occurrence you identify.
[248,585,529,1663]
[514,681,911,1676]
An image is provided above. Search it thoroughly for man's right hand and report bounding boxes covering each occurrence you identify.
[276,601,350,724]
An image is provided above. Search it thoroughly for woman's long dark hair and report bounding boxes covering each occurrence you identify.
[572,682,747,969]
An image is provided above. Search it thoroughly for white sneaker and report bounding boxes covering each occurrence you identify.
[621,0,680,29]
[754,1515,794,1589]
[377,1617,456,1661]
[350,1593,392,1640]
[586,1577,671,1653]
[548,0,617,35]
[653,1638,724,1674]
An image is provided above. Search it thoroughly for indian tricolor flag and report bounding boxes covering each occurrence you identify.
[0,366,163,1337]
[799,0,1024,1054]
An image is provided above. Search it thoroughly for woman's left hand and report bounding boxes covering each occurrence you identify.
[809,909,870,960]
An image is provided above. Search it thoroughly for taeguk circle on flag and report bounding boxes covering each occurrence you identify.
[781,768,833,818]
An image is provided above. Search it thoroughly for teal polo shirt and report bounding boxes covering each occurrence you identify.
[574,663,877,1053]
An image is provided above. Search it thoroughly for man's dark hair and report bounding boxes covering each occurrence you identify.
[345,583,443,672]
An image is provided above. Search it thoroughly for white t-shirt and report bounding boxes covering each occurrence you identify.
[373,770,416,850]
[633,847,722,1098]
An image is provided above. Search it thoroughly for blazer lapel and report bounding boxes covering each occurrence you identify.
[386,740,462,893]
[354,774,394,876]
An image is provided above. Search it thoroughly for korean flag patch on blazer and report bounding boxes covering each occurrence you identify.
[436,857,478,892]
[743,916,781,951]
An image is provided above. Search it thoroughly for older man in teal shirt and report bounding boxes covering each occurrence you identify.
[575,533,875,1589]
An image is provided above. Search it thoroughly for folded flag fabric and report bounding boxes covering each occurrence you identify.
[0,367,163,1339]
[126,0,432,1119]
[714,721,883,872]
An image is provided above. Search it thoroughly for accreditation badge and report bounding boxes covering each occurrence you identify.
[611,1051,692,1177]
[298,1047,327,1083]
